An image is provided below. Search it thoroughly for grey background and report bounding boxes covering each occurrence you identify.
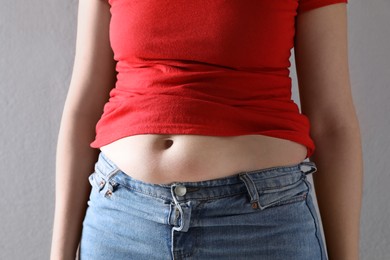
[0,0,388,259]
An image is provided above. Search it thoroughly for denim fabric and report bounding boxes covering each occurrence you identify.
[79,151,327,260]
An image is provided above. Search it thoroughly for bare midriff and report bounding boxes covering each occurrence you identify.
[99,134,308,185]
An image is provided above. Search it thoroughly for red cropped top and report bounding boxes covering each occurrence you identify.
[90,0,348,158]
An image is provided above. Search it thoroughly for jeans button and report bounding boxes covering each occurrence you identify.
[174,185,187,196]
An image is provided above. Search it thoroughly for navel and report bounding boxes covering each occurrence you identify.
[163,139,174,149]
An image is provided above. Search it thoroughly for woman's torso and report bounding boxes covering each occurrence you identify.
[100,135,307,184]
[96,1,311,180]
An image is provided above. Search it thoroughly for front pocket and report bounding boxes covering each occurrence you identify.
[257,177,309,210]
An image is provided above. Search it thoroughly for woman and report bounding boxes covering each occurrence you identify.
[50,0,363,259]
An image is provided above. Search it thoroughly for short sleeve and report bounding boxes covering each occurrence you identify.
[297,0,348,14]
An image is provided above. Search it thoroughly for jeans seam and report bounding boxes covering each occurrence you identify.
[303,180,325,260]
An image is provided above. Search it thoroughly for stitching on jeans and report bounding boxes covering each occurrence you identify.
[303,179,325,260]
[258,175,306,192]
[243,163,302,174]
[265,191,308,209]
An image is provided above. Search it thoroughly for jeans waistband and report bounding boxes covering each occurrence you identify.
[93,151,317,202]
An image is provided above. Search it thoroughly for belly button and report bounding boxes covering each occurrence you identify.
[163,139,174,149]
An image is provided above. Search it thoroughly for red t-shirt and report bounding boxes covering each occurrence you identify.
[90,0,348,158]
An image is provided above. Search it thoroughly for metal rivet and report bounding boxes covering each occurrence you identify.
[174,185,187,196]
[105,190,112,197]
[251,202,259,209]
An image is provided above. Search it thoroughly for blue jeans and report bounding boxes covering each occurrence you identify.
[79,151,327,260]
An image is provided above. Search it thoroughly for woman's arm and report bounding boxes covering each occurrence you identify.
[50,0,116,259]
[294,3,363,259]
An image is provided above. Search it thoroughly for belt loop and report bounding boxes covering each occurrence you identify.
[239,173,261,210]
[299,161,318,175]
[94,152,122,198]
